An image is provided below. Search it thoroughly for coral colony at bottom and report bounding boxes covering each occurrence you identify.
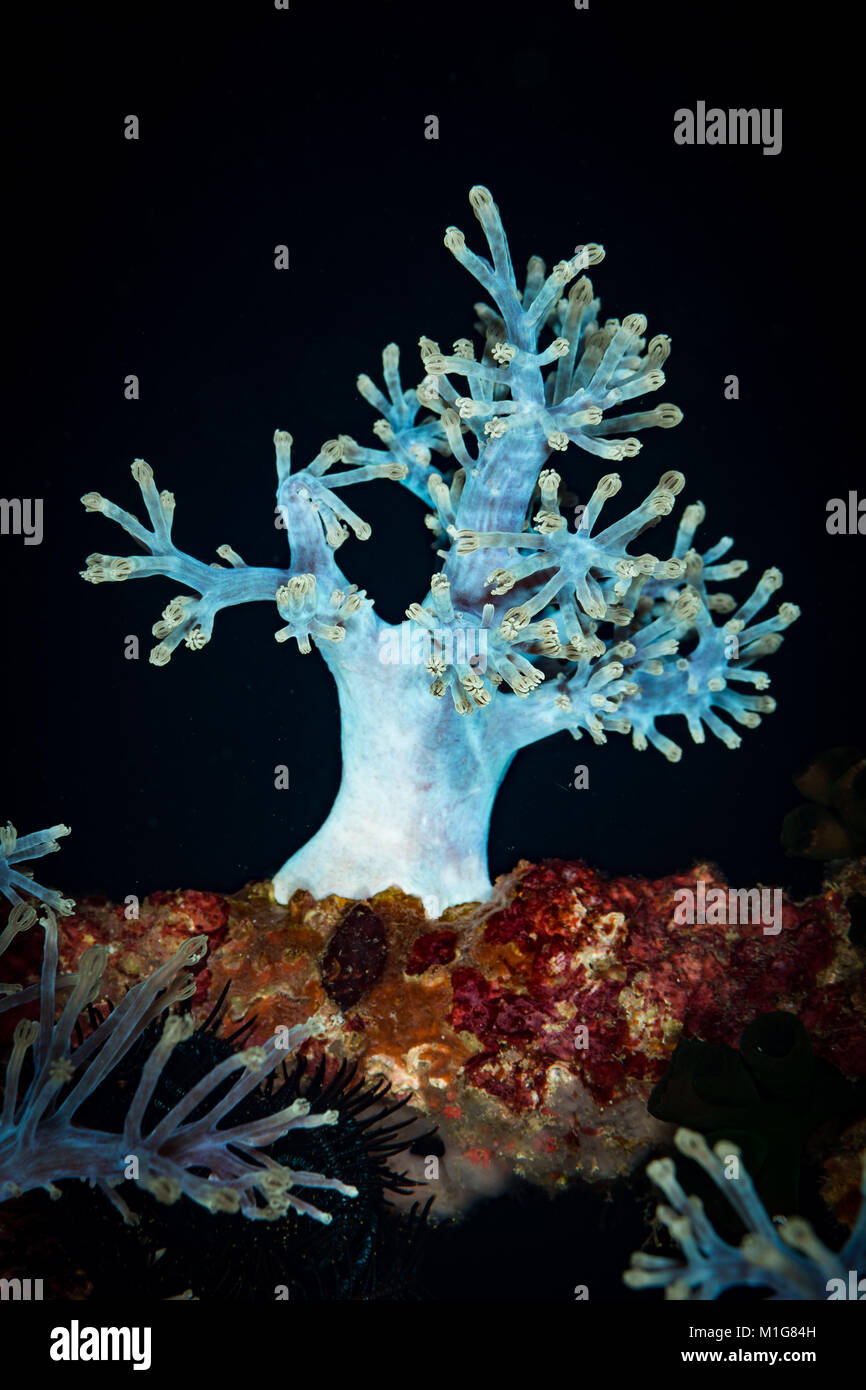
[1,188,862,1300]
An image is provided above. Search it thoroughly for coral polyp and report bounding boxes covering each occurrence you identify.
[80,187,798,916]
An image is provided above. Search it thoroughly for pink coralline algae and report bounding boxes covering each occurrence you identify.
[452,859,865,1109]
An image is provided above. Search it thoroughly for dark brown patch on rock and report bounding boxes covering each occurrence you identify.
[321,902,388,1009]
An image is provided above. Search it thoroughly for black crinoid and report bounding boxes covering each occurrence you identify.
[8,986,436,1301]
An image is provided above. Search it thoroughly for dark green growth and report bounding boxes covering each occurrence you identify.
[648,1011,865,1216]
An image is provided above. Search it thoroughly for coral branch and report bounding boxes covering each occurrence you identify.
[81,460,289,666]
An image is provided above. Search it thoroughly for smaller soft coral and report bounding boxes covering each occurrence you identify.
[0,820,73,916]
[624,1127,865,1300]
[647,1012,864,1215]
[0,899,358,1224]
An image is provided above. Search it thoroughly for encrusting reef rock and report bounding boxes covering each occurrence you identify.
[28,855,864,1217]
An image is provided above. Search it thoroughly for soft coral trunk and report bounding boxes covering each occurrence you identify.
[273,643,513,916]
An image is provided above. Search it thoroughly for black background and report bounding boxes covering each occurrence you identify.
[2,0,858,1300]
[5,1,856,908]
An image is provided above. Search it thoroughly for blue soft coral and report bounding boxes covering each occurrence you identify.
[81,187,798,914]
